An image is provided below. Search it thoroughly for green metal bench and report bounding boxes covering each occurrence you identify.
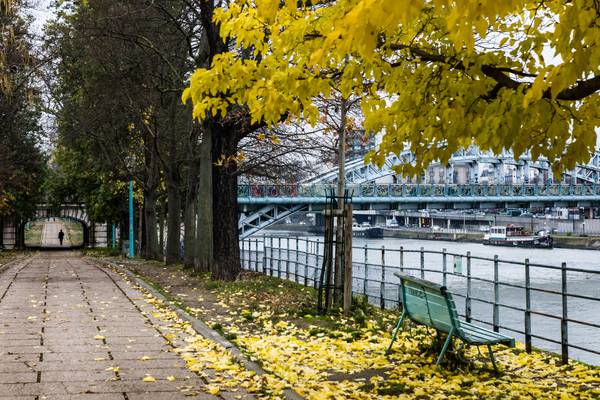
[387,272,515,371]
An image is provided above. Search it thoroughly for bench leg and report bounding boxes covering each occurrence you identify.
[436,329,454,366]
[386,310,406,354]
[487,344,499,373]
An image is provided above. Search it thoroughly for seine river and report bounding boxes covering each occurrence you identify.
[245,234,600,365]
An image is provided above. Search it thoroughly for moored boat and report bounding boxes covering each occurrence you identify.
[352,223,384,239]
[483,225,553,248]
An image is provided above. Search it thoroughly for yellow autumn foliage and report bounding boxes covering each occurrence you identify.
[184,0,600,175]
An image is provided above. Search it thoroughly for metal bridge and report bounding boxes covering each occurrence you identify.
[239,149,600,238]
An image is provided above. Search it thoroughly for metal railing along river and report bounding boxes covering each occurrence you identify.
[240,235,600,365]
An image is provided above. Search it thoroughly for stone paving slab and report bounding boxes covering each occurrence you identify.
[0,253,256,399]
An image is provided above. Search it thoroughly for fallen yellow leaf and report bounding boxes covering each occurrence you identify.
[206,385,220,395]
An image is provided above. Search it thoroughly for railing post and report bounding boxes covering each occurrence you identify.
[251,239,255,271]
[420,247,425,279]
[277,237,282,278]
[241,239,246,269]
[561,262,569,365]
[286,237,290,280]
[363,245,368,297]
[295,237,300,283]
[525,258,532,353]
[314,239,320,289]
[442,248,447,287]
[400,246,404,272]
[269,237,274,276]
[380,246,385,310]
[493,255,500,332]
[466,251,472,323]
[304,238,309,287]
[249,239,253,271]
[256,238,261,272]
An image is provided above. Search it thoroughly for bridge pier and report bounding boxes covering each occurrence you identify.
[0,220,17,249]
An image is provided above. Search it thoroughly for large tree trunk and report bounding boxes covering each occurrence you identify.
[142,130,161,260]
[165,166,181,265]
[143,188,160,260]
[158,200,165,258]
[195,128,213,273]
[183,186,198,268]
[183,127,200,268]
[210,128,240,281]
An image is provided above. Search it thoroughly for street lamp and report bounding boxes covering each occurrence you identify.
[128,180,134,258]
[126,156,136,259]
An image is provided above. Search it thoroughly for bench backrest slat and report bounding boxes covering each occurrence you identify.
[397,273,460,334]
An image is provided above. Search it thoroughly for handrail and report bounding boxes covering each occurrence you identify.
[238,183,600,199]
[240,235,600,365]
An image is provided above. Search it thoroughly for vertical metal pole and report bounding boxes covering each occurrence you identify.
[442,248,447,287]
[314,239,320,289]
[380,246,385,310]
[343,204,353,314]
[493,255,500,332]
[286,237,290,280]
[262,238,268,274]
[295,237,300,283]
[400,246,404,272]
[363,245,369,297]
[561,262,569,365]
[420,247,425,279]
[304,238,309,287]
[255,239,259,271]
[525,258,532,353]
[241,239,246,269]
[277,237,282,278]
[269,236,274,276]
[111,224,116,249]
[466,251,472,323]
[260,238,265,274]
[128,180,134,258]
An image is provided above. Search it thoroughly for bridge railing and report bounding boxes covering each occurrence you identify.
[238,183,600,198]
[241,235,600,366]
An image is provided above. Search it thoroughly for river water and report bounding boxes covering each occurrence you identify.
[243,234,600,365]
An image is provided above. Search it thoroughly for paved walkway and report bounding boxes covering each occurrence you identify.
[40,222,71,248]
[0,253,232,400]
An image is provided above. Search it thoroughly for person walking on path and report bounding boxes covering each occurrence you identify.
[58,229,65,246]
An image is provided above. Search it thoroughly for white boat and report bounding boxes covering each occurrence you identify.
[483,225,553,248]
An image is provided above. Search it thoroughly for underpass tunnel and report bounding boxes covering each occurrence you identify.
[21,217,89,249]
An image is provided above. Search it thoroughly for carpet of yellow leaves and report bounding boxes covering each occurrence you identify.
[114,264,600,399]
[113,270,287,398]
[207,290,599,400]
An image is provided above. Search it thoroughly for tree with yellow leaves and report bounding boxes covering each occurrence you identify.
[185,0,599,176]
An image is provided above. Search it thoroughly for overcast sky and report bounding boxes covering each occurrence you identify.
[28,0,53,33]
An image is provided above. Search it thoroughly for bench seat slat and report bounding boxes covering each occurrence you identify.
[459,322,515,346]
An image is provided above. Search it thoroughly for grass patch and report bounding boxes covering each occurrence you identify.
[63,219,84,246]
[83,247,122,257]
[24,220,44,247]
